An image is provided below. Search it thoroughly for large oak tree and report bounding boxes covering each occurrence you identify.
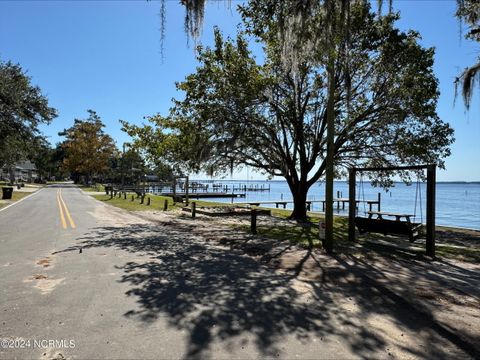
[126,1,454,221]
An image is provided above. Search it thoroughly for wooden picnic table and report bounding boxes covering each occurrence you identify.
[367,211,414,223]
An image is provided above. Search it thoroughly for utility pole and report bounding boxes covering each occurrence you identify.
[324,59,335,254]
[121,143,126,190]
[323,0,337,254]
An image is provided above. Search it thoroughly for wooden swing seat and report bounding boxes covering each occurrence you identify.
[354,216,422,242]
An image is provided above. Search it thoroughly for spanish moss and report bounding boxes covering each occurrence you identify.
[182,0,206,48]
[456,62,480,110]
[159,0,166,61]
[454,0,480,109]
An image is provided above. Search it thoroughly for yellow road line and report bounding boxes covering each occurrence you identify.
[56,190,67,229]
[58,189,76,229]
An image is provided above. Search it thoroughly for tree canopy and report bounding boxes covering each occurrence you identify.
[60,110,117,183]
[0,59,57,169]
[125,1,454,220]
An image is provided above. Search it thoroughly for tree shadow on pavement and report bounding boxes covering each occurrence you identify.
[55,220,479,359]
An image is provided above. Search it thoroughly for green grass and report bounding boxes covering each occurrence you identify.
[435,245,480,263]
[77,183,106,192]
[232,210,480,262]
[234,215,349,247]
[92,193,180,212]
[0,190,33,209]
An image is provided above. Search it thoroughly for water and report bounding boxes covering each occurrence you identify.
[191,180,480,230]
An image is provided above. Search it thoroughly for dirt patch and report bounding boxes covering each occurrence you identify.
[24,275,64,295]
[31,274,48,280]
[36,258,52,268]
[88,203,150,227]
[33,278,65,295]
[40,349,67,360]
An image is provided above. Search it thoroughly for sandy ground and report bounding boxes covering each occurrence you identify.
[125,207,480,359]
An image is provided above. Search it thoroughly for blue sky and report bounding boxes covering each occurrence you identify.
[1,0,479,181]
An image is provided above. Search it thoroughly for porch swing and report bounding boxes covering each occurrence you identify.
[348,164,437,258]
[354,173,423,242]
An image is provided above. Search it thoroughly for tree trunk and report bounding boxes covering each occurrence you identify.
[289,182,309,222]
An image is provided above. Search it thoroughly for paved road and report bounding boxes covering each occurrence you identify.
[0,185,477,359]
[1,185,335,359]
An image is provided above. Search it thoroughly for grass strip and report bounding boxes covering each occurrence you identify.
[0,190,34,209]
[90,193,479,262]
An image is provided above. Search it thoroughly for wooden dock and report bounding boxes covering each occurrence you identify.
[161,192,246,199]
[211,183,271,192]
[235,194,381,212]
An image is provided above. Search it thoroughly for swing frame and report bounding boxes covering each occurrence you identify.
[348,164,436,257]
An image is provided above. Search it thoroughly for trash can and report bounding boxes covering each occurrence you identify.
[2,187,14,200]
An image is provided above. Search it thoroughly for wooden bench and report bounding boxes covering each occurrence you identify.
[355,211,422,242]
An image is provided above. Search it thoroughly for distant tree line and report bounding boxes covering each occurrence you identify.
[0,59,173,185]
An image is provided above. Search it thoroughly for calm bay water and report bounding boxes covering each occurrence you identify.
[195,180,480,230]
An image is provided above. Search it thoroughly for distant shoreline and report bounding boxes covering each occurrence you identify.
[190,179,480,184]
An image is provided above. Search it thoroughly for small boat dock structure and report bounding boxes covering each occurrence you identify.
[160,192,246,199]
[145,181,269,194]
[211,183,271,192]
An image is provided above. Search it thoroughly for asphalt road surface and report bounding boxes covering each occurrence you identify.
[0,185,477,359]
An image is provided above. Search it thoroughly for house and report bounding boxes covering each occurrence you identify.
[1,161,38,183]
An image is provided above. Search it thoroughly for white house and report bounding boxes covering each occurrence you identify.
[1,161,38,183]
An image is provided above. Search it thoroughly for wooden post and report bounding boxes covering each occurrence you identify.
[147,197,151,206]
[191,201,196,218]
[164,199,168,211]
[251,209,257,234]
[140,195,145,204]
[123,192,127,200]
[348,168,356,242]
[377,192,381,211]
[173,177,177,200]
[110,192,113,199]
[426,164,436,257]
[131,195,134,201]
[185,176,189,206]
